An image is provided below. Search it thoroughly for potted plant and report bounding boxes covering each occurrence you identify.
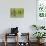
[33,32,46,43]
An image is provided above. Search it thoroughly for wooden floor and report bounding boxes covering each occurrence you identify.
[0,42,46,46]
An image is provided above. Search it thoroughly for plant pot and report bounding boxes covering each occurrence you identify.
[37,39,40,46]
[37,39,40,43]
[37,39,45,44]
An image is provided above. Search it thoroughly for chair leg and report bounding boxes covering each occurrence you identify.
[16,34,18,46]
[4,41,7,46]
[4,33,7,46]
[15,34,18,46]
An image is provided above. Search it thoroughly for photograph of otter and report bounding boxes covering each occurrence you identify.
[10,8,24,18]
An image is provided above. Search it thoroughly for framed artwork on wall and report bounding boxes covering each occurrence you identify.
[36,0,46,27]
[37,0,46,18]
[10,8,24,18]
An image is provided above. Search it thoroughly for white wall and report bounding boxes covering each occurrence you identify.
[0,0,36,42]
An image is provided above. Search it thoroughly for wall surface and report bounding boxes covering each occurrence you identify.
[0,0,36,42]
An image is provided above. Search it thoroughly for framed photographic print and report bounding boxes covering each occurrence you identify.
[10,8,24,18]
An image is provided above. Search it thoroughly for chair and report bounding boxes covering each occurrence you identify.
[18,33,30,46]
[4,27,19,46]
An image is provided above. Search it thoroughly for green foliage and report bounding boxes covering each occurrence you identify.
[33,32,46,39]
[32,25,45,30]
[40,26,45,29]
[32,25,39,30]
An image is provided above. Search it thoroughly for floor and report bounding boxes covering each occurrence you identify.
[0,42,46,46]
